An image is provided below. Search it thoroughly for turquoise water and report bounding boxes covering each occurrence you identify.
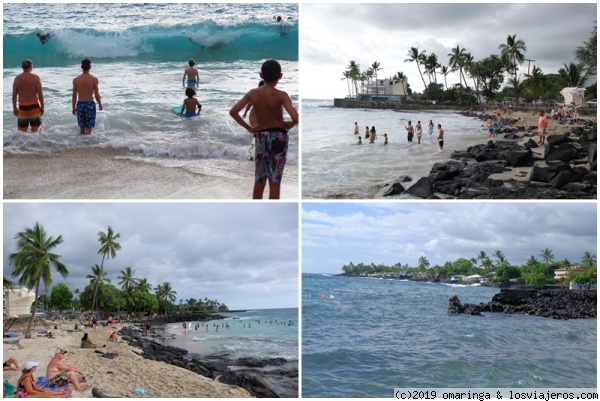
[164,308,298,361]
[3,3,298,167]
[302,274,597,397]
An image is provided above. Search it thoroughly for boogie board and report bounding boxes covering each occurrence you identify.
[172,105,199,118]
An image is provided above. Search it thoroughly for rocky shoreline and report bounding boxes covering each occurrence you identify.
[377,112,597,199]
[448,288,597,319]
[117,324,298,398]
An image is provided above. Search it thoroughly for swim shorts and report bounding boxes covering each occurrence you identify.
[17,102,42,132]
[76,101,96,128]
[186,79,197,87]
[254,128,288,185]
[185,111,196,118]
[408,133,413,142]
[47,373,69,387]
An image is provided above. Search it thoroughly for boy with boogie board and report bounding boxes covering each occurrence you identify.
[229,59,298,199]
[177,87,201,117]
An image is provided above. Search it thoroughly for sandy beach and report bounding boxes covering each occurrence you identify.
[3,147,299,200]
[2,323,252,398]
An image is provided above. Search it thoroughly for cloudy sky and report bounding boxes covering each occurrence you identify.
[301,3,597,99]
[303,202,597,274]
[3,203,298,310]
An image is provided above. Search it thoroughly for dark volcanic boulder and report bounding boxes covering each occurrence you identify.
[405,177,434,198]
[528,166,556,183]
[502,150,531,167]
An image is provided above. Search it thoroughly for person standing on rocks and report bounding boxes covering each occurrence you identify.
[537,111,548,145]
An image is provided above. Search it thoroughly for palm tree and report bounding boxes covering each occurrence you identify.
[347,60,361,97]
[341,70,352,97]
[424,53,440,85]
[418,256,430,271]
[526,255,539,274]
[118,267,138,292]
[97,226,121,272]
[439,66,450,90]
[476,251,488,268]
[507,76,523,110]
[9,223,69,338]
[539,248,555,265]
[4,276,15,290]
[499,34,527,82]
[393,71,408,97]
[524,66,548,106]
[558,62,588,87]
[581,251,596,268]
[371,61,381,95]
[448,45,467,87]
[155,282,177,316]
[405,47,427,92]
[363,69,374,95]
[494,250,509,267]
[136,278,152,293]
[87,264,110,314]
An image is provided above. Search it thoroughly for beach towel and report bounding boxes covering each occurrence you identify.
[35,376,69,392]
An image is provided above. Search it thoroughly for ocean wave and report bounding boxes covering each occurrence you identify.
[4,21,298,67]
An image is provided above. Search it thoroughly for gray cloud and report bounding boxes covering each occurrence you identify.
[302,3,597,98]
[4,203,298,310]
[302,203,597,273]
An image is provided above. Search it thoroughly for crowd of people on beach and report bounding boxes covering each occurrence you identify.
[353,119,445,150]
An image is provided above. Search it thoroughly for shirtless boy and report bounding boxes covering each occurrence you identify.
[46,349,89,391]
[406,121,414,143]
[12,59,44,132]
[183,59,200,88]
[229,59,298,199]
[72,59,103,135]
[437,124,444,150]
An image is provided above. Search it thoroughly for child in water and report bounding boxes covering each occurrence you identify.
[179,87,202,117]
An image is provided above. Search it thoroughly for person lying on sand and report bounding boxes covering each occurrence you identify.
[80,333,105,349]
[17,361,72,398]
[46,349,89,391]
[4,356,21,371]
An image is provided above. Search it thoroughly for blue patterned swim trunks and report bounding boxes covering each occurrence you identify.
[76,101,96,128]
[254,128,288,185]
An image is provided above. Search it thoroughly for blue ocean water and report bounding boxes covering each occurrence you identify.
[301,99,493,198]
[3,3,298,168]
[163,308,298,361]
[302,274,597,398]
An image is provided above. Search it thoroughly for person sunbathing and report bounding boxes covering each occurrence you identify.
[80,333,104,349]
[3,356,21,371]
[108,332,122,343]
[46,349,88,391]
[17,361,72,398]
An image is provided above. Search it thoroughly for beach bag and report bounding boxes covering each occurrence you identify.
[3,380,15,397]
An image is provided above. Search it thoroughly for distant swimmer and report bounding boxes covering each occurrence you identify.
[416,121,422,144]
[383,133,388,146]
[437,124,444,150]
[36,32,53,44]
[183,59,199,88]
[357,136,362,145]
[354,121,359,135]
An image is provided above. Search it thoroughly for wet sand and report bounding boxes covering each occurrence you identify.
[3,147,298,200]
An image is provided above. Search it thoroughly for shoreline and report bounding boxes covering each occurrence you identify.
[3,146,299,200]
[2,323,252,398]
[376,110,597,199]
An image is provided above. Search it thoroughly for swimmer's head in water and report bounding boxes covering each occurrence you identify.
[185,87,196,97]
[261,60,281,83]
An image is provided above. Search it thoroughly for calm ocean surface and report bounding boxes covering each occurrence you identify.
[163,308,298,361]
[302,274,597,398]
[301,99,495,198]
[3,3,298,167]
